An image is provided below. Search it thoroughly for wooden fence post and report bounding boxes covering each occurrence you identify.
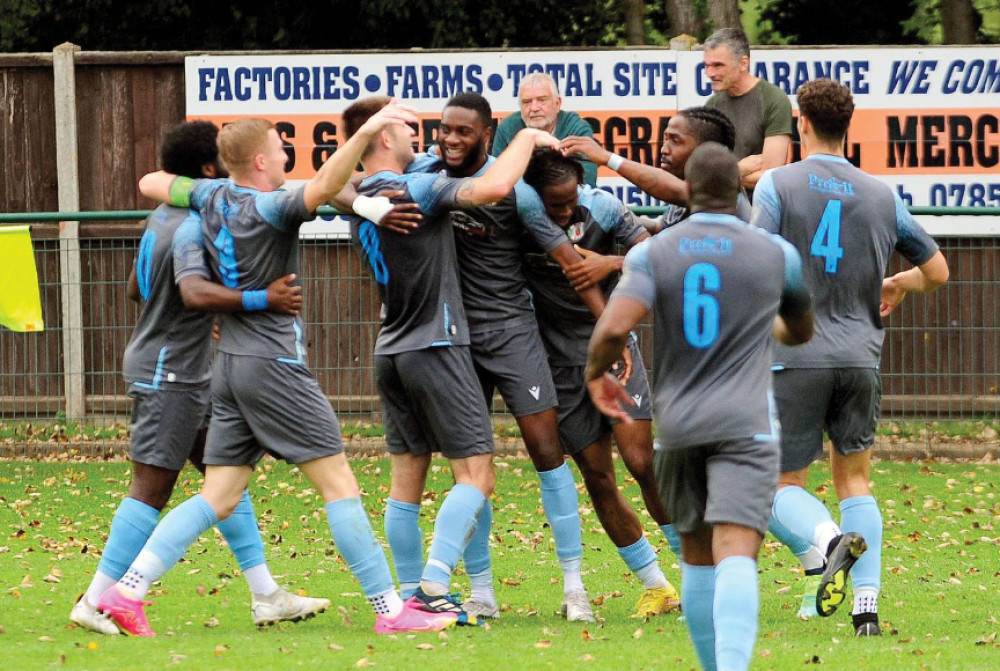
[53,43,85,421]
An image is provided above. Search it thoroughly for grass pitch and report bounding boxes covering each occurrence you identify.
[1,457,997,670]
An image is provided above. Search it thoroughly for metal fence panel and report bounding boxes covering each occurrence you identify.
[1,229,997,460]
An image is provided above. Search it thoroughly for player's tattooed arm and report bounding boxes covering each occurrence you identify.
[457,129,560,207]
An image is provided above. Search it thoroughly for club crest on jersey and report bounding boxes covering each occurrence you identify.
[567,222,585,242]
[449,210,487,237]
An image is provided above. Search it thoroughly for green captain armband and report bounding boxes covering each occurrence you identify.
[168,175,196,208]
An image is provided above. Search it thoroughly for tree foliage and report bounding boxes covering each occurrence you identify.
[759,0,925,44]
[0,0,672,52]
[0,0,991,52]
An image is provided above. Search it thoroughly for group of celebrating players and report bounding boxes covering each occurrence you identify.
[67,57,947,671]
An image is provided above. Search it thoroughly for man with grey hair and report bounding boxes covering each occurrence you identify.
[703,27,792,197]
[491,72,597,185]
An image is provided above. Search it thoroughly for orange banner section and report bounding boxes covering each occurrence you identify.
[192,107,1000,180]
[844,108,1000,176]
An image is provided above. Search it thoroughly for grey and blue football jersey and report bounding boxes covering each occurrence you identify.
[122,204,213,388]
[190,179,312,361]
[751,154,939,368]
[353,171,472,355]
[614,213,810,450]
[447,156,569,332]
[522,185,646,365]
[655,188,752,231]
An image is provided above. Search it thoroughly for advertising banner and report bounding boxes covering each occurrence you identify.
[186,48,1000,235]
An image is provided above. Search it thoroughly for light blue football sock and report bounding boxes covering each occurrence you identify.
[681,562,717,671]
[385,498,423,599]
[216,490,265,571]
[325,497,395,599]
[538,463,583,563]
[465,503,495,603]
[141,494,218,580]
[768,513,812,557]
[463,500,493,575]
[618,535,658,572]
[714,556,759,671]
[421,484,486,588]
[97,497,160,579]
[660,523,682,559]
[839,495,882,592]
[771,485,837,549]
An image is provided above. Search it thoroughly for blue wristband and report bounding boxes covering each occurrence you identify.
[242,289,268,311]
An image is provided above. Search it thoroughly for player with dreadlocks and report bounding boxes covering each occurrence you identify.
[560,106,750,233]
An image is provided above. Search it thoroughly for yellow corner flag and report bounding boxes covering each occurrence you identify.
[0,225,45,332]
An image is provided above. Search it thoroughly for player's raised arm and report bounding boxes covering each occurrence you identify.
[303,100,419,212]
[456,128,559,206]
[138,170,186,205]
[560,135,689,206]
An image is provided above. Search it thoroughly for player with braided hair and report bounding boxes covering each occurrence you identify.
[560,106,750,233]
[520,148,681,617]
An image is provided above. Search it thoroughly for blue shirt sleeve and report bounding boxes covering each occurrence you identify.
[514,181,569,252]
[749,170,782,233]
[613,240,656,309]
[893,192,939,266]
[255,185,311,232]
[172,211,211,283]
[406,151,443,174]
[188,178,227,211]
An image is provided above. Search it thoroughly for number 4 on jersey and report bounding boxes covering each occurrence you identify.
[810,200,844,274]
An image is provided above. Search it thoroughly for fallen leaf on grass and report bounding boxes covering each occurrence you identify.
[535,640,552,648]
[975,632,997,645]
[203,616,220,628]
[213,645,229,657]
[416,643,434,651]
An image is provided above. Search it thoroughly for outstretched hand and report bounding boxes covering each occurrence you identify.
[560,136,611,166]
[361,99,420,136]
[586,373,636,423]
[527,128,561,150]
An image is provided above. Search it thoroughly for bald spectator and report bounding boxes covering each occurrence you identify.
[703,28,792,198]
[491,72,598,185]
